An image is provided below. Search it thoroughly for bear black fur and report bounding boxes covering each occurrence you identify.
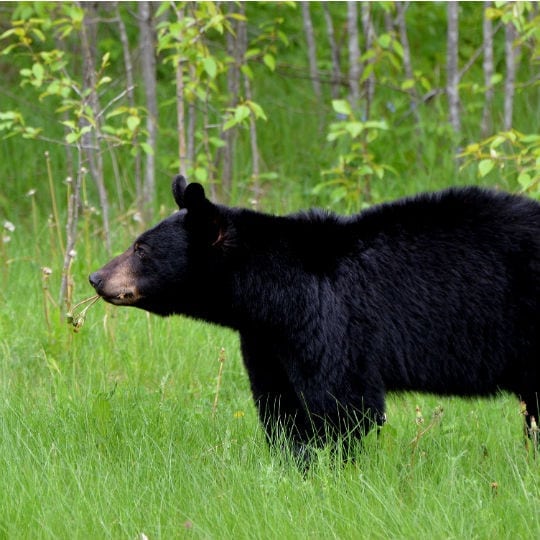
[90,176,540,451]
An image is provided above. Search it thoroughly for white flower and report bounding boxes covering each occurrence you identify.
[3,221,15,232]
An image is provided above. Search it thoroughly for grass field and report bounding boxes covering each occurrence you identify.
[2,176,540,540]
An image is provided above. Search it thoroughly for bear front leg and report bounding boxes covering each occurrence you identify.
[240,335,315,452]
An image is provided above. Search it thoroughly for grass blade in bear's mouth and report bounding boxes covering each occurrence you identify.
[66,295,101,332]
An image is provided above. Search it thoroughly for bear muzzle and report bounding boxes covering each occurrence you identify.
[89,269,140,306]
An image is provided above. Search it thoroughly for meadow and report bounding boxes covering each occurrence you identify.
[2,3,540,538]
[2,137,540,539]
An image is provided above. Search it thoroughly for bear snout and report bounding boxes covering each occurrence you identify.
[89,272,102,290]
[88,261,141,306]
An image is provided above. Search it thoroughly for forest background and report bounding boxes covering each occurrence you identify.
[1,2,540,538]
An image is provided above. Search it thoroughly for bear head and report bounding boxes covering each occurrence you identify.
[89,175,230,317]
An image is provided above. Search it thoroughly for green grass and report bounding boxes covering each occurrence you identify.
[2,227,540,539]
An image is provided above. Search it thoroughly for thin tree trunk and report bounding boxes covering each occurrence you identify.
[383,4,394,34]
[396,2,421,127]
[301,2,321,100]
[53,35,75,183]
[221,2,241,200]
[504,20,518,131]
[446,2,461,134]
[187,64,196,172]
[138,1,157,223]
[245,72,261,206]
[115,1,138,208]
[322,2,342,100]
[78,2,110,253]
[347,1,361,109]
[176,59,186,176]
[361,2,375,120]
[481,1,494,137]
[203,83,216,201]
[234,3,260,204]
[173,4,187,176]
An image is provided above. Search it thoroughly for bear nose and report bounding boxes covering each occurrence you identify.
[89,272,102,290]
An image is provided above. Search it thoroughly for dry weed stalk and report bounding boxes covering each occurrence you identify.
[212,347,226,417]
[410,404,444,467]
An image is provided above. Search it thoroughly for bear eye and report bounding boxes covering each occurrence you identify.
[134,243,146,259]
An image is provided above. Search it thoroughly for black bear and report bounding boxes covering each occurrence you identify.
[90,176,540,453]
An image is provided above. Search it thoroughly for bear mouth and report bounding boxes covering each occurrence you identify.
[101,290,140,306]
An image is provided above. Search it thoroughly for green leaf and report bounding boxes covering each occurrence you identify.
[208,136,226,149]
[101,52,110,69]
[519,134,540,144]
[401,79,415,91]
[263,53,275,72]
[203,56,217,79]
[463,143,480,154]
[392,39,404,59]
[65,132,79,144]
[0,28,17,40]
[245,48,261,60]
[344,122,364,138]
[98,76,112,87]
[364,120,388,130]
[234,104,251,124]
[240,64,253,80]
[61,120,76,130]
[140,142,154,156]
[478,159,495,177]
[223,117,237,131]
[330,186,348,203]
[0,111,21,121]
[366,129,379,143]
[155,2,171,18]
[360,62,375,83]
[378,34,391,49]
[126,115,140,132]
[517,171,533,189]
[490,73,503,85]
[246,101,267,121]
[332,99,351,116]
[32,63,45,83]
[489,135,506,149]
[194,167,208,182]
[485,7,503,20]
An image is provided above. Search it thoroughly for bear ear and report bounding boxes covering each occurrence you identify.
[172,175,226,246]
[172,175,209,212]
[184,183,208,212]
[172,174,188,208]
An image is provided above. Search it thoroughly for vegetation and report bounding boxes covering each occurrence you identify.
[1,2,540,538]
